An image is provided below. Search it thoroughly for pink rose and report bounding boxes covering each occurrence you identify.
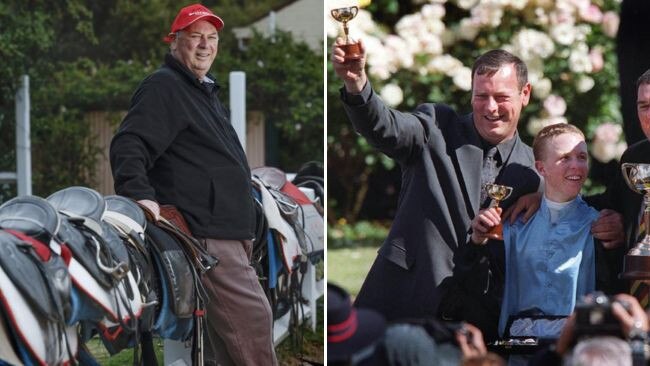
[543,95,567,117]
[602,11,620,38]
[580,4,603,24]
[589,48,604,73]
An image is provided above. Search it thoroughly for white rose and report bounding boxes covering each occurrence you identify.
[452,67,473,91]
[380,83,404,107]
[533,78,552,99]
[543,95,567,117]
[456,0,480,10]
[458,18,481,41]
[550,23,576,45]
[576,75,595,93]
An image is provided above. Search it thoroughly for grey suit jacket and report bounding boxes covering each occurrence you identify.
[343,84,541,320]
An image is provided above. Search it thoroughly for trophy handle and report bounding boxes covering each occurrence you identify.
[350,6,359,17]
[621,163,638,193]
[503,186,513,201]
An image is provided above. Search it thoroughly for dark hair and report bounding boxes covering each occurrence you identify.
[637,69,650,91]
[472,49,528,90]
[532,123,585,161]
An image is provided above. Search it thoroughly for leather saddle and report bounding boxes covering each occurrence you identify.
[104,195,159,329]
[46,187,146,355]
[0,197,78,364]
[0,195,60,244]
[47,186,130,282]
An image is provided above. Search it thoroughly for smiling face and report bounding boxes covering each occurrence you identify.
[535,132,589,202]
[471,64,531,145]
[170,20,219,80]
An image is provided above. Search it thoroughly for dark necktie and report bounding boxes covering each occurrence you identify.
[480,147,498,207]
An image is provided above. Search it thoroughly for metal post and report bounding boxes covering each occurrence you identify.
[15,75,31,196]
[229,71,246,152]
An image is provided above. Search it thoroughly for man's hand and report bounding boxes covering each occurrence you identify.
[591,209,624,249]
[555,312,576,356]
[611,293,649,336]
[137,199,160,221]
[503,192,542,224]
[331,37,367,94]
[455,323,487,359]
[471,207,502,244]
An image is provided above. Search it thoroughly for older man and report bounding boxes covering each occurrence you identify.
[110,4,277,365]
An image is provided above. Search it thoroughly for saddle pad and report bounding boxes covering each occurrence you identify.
[0,230,70,323]
[0,314,22,366]
[296,203,324,257]
[253,177,302,272]
[67,256,143,325]
[280,181,312,205]
[145,224,195,319]
[0,260,78,365]
[57,217,113,289]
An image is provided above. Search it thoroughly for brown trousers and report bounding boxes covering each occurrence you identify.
[200,238,278,366]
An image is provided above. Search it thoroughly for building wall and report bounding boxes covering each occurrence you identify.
[233,0,324,53]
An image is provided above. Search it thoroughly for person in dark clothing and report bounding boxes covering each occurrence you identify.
[110,4,277,365]
[331,39,542,321]
[588,69,650,259]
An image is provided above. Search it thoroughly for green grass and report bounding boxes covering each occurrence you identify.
[88,304,324,365]
[327,246,379,297]
[87,284,324,365]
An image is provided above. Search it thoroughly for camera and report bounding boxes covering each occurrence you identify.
[574,292,628,339]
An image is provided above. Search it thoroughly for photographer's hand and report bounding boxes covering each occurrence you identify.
[556,313,576,356]
[455,323,487,359]
[612,293,649,337]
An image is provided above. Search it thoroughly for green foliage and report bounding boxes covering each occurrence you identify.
[327,220,390,249]
[219,30,324,171]
[0,0,320,200]
[328,0,622,221]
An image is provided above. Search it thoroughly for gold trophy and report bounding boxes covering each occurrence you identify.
[331,6,361,61]
[485,183,513,240]
[620,163,650,279]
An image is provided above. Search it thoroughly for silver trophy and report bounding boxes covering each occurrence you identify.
[620,163,650,279]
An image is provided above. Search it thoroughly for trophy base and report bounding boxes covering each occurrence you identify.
[620,254,650,280]
[341,43,361,61]
[487,224,503,241]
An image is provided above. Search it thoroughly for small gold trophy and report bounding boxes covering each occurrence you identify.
[620,163,650,279]
[331,6,361,61]
[485,183,513,240]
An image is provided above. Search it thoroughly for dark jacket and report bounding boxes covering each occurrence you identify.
[110,53,255,240]
[343,83,541,320]
[587,140,650,251]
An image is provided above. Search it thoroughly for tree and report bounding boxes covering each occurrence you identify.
[327,0,622,222]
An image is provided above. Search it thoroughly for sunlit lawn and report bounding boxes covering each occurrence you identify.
[327,246,379,297]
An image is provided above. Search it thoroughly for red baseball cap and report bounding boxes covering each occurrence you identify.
[164,3,224,43]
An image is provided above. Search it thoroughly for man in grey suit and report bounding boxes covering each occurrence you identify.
[332,40,542,320]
